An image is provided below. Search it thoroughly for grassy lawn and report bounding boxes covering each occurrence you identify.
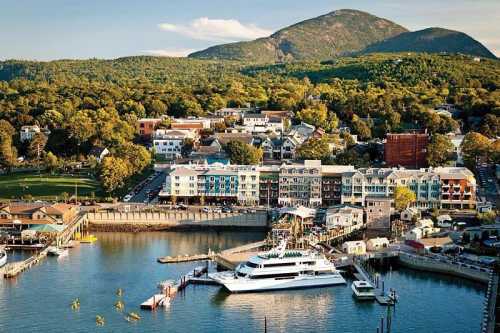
[0,172,103,200]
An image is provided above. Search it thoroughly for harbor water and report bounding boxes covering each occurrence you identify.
[0,231,485,333]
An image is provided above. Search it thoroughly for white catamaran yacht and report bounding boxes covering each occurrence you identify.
[209,240,346,292]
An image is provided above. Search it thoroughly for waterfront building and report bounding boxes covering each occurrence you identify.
[199,169,239,204]
[258,166,280,206]
[160,161,477,209]
[385,131,429,168]
[237,167,260,205]
[278,160,322,207]
[325,205,364,230]
[321,165,354,206]
[0,203,78,228]
[153,129,198,159]
[434,167,476,209]
[164,167,200,201]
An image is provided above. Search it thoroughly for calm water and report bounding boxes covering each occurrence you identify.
[0,232,485,333]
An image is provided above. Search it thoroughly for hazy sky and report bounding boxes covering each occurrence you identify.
[1,0,498,60]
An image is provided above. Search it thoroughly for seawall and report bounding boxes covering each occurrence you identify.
[398,252,490,284]
[86,211,269,232]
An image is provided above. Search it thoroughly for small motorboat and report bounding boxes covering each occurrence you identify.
[48,246,68,257]
[351,280,376,300]
[95,315,105,326]
[0,249,7,268]
[128,312,141,321]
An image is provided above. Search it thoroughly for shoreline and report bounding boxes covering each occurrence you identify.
[88,222,269,232]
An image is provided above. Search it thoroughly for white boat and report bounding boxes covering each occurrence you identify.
[209,239,346,293]
[351,280,376,300]
[47,246,68,257]
[0,249,7,267]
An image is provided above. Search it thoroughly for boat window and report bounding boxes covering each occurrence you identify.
[245,261,259,268]
[237,272,246,278]
[300,261,315,265]
[249,272,299,279]
[263,262,296,268]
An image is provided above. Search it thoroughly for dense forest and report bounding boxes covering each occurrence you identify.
[0,52,499,192]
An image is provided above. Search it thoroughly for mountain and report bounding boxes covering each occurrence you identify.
[360,27,496,58]
[188,9,408,62]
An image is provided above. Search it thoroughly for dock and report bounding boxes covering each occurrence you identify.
[140,294,169,310]
[3,246,50,278]
[157,254,210,264]
[353,260,397,306]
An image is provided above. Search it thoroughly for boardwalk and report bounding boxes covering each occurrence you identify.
[3,246,50,278]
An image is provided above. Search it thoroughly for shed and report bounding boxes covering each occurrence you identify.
[366,237,389,251]
[406,227,423,241]
[342,240,366,255]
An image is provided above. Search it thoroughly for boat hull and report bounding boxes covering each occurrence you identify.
[210,272,346,293]
[0,251,6,268]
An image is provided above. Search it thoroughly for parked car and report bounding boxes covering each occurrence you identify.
[202,207,211,213]
[123,194,133,202]
[222,206,233,213]
[213,207,222,213]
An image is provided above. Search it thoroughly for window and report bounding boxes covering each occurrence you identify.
[245,261,259,268]
[263,262,296,268]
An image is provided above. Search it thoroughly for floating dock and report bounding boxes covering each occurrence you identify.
[157,254,210,264]
[140,294,168,310]
[3,246,50,278]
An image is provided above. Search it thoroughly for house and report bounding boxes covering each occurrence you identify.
[260,137,282,160]
[281,135,306,159]
[20,125,49,142]
[325,205,364,231]
[365,197,393,230]
[243,113,268,127]
[0,203,78,228]
[137,118,163,139]
[153,129,198,159]
[400,207,421,222]
[213,133,254,146]
[416,218,434,229]
[342,240,366,255]
[214,107,253,119]
[171,118,211,131]
[88,147,109,163]
[366,237,389,251]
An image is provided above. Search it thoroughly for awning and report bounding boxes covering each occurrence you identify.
[28,224,66,233]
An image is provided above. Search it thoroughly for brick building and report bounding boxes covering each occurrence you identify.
[385,132,429,168]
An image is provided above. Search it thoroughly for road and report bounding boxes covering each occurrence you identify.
[476,164,499,208]
[128,171,165,203]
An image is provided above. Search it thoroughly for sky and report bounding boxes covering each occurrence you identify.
[0,0,499,60]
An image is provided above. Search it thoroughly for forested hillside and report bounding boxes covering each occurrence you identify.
[0,53,499,184]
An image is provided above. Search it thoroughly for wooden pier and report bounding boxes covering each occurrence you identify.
[3,246,50,278]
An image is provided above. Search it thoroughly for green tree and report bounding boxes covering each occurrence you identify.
[115,143,151,174]
[225,141,263,165]
[181,138,195,158]
[480,114,500,138]
[296,103,338,132]
[426,134,454,166]
[45,151,59,174]
[351,117,372,141]
[100,156,131,193]
[296,137,331,161]
[461,132,491,167]
[394,186,416,211]
[0,120,17,170]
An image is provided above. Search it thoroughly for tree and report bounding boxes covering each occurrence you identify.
[181,138,194,158]
[115,143,151,173]
[426,134,454,166]
[480,114,500,138]
[66,110,96,145]
[394,186,416,211]
[45,152,59,174]
[296,137,332,161]
[100,156,131,193]
[351,117,372,141]
[27,133,48,159]
[0,120,17,170]
[461,132,491,167]
[225,141,262,165]
[296,103,338,132]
